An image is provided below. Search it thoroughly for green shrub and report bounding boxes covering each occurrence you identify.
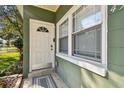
[13,38,23,49]
[13,38,23,60]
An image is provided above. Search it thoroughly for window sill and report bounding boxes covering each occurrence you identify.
[56,53,107,77]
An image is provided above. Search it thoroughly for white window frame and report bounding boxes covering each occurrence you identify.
[59,19,68,54]
[56,5,108,77]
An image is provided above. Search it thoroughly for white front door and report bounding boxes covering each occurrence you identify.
[30,19,55,72]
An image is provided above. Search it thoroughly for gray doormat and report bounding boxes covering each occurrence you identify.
[32,75,57,88]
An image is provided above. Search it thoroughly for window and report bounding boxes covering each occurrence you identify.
[37,26,49,32]
[56,5,107,76]
[59,19,68,54]
[72,6,102,62]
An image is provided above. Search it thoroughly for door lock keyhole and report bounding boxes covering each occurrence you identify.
[51,45,53,50]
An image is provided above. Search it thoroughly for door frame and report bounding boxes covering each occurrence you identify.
[29,18,55,72]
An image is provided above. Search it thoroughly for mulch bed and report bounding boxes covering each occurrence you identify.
[0,74,22,88]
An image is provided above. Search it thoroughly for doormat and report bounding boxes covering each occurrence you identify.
[32,75,57,88]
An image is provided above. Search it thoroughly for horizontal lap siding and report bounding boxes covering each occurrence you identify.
[23,5,55,78]
[55,5,73,23]
[56,5,124,87]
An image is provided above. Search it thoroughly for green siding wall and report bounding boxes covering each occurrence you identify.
[56,58,81,88]
[23,5,55,78]
[55,5,73,23]
[56,6,124,87]
[23,5,124,87]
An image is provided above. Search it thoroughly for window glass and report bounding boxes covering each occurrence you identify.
[72,6,102,62]
[73,6,102,32]
[73,25,101,61]
[59,19,68,54]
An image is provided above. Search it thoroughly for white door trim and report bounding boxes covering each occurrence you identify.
[29,18,55,72]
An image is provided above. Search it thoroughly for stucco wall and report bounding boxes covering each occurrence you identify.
[55,5,124,87]
[23,5,55,78]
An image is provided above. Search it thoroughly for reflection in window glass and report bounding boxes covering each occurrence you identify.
[73,6,102,32]
[72,6,102,62]
[59,19,68,54]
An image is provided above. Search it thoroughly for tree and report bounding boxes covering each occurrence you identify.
[4,32,14,47]
[0,5,23,60]
[0,6,23,38]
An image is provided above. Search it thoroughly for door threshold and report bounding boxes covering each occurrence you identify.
[32,67,52,72]
[28,68,54,78]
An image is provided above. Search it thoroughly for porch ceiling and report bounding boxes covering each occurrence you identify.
[34,5,60,12]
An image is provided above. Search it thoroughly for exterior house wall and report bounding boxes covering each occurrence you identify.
[55,5,73,22]
[23,5,55,78]
[23,5,124,87]
[55,5,124,87]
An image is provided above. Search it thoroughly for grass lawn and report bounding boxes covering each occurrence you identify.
[0,52,20,73]
[0,47,18,51]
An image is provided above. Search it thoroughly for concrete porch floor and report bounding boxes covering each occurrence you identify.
[22,68,68,88]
